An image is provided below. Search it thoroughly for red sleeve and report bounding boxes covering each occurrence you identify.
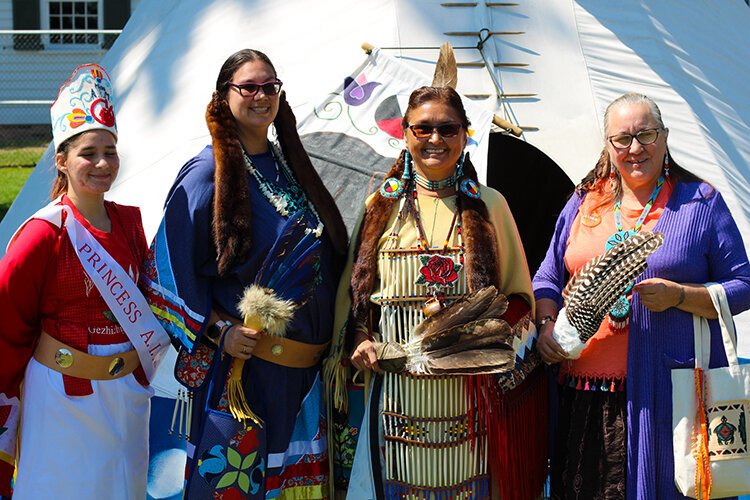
[0,219,58,398]
[0,219,57,495]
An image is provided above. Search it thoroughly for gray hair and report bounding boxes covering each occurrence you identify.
[603,92,665,138]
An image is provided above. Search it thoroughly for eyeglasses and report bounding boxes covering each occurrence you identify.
[608,128,662,149]
[407,123,463,139]
[227,80,283,98]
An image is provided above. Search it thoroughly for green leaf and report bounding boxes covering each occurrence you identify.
[216,471,238,489]
[227,447,241,468]
[415,276,426,285]
[420,255,431,265]
[241,451,257,470]
[238,472,250,493]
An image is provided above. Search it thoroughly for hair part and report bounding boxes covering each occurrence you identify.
[401,86,471,130]
[603,92,665,138]
[215,49,276,100]
[577,92,702,201]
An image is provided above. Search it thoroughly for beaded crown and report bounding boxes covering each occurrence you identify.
[50,63,117,149]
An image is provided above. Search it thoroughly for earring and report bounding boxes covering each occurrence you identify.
[402,151,413,181]
[609,165,617,192]
[663,151,670,178]
[455,152,465,178]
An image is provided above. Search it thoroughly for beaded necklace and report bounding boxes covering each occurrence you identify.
[607,175,665,331]
[243,142,324,237]
[414,171,456,191]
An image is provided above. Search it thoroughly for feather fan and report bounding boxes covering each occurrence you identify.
[229,210,322,424]
[553,230,664,358]
[372,286,515,375]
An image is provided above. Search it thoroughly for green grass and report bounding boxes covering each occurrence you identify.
[0,145,47,168]
[0,167,34,222]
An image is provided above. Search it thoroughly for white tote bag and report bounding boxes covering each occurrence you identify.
[672,283,750,498]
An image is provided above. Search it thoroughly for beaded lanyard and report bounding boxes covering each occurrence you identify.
[243,142,324,237]
[606,175,665,331]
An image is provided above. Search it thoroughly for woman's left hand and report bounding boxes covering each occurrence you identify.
[633,278,682,312]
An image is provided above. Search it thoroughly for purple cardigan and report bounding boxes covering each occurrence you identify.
[533,181,750,500]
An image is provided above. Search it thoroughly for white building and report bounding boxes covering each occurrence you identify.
[0,0,139,127]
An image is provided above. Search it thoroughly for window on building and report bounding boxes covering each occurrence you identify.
[48,1,99,44]
[45,0,102,46]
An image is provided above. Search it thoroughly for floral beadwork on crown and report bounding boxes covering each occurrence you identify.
[51,63,118,148]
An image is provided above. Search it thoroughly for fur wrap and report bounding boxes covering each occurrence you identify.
[205,91,347,275]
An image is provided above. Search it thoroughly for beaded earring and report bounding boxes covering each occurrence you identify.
[454,152,465,179]
[663,150,670,178]
[609,164,617,192]
[380,151,411,199]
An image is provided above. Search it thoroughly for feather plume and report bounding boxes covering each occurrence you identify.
[432,42,458,89]
[373,286,514,375]
[229,211,321,425]
[562,231,665,343]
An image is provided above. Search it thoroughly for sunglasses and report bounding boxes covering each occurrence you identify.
[227,80,283,98]
[608,128,662,149]
[407,123,463,139]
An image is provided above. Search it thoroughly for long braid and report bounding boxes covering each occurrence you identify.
[273,92,348,255]
[206,90,252,276]
[347,151,406,341]
[458,152,500,291]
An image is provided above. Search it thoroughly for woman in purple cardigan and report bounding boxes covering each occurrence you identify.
[533,93,750,499]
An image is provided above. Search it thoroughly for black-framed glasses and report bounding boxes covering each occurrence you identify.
[227,80,283,98]
[608,128,662,149]
[407,123,463,139]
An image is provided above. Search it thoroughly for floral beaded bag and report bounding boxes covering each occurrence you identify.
[671,283,750,499]
[184,339,266,500]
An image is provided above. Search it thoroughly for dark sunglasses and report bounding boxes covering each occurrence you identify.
[227,80,283,97]
[608,128,662,149]
[407,123,463,139]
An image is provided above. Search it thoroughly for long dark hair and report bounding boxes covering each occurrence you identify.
[207,49,347,274]
[577,93,703,203]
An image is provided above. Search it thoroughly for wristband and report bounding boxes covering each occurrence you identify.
[675,286,686,307]
[537,315,557,327]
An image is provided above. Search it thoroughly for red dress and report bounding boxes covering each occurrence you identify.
[0,195,149,496]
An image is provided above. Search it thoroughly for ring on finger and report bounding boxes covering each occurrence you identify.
[242,346,248,354]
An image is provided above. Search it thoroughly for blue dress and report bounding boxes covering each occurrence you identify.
[144,145,338,498]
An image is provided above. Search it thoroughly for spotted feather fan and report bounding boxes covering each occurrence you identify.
[553,231,664,358]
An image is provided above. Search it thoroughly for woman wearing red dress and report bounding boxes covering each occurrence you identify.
[0,64,161,499]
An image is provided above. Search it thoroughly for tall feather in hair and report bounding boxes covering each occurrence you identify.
[432,42,458,89]
[553,231,665,358]
[372,286,516,375]
[228,210,322,424]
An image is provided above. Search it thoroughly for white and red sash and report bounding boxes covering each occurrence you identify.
[9,200,169,381]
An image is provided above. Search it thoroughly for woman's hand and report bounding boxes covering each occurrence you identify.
[222,324,262,360]
[537,321,568,365]
[633,278,682,312]
[350,330,381,373]
[634,278,718,318]
[535,298,567,365]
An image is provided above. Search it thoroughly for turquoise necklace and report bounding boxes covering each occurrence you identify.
[607,175,665,331]
[243,142,324,237]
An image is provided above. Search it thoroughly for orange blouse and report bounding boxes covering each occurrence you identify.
[562,180,672,386]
